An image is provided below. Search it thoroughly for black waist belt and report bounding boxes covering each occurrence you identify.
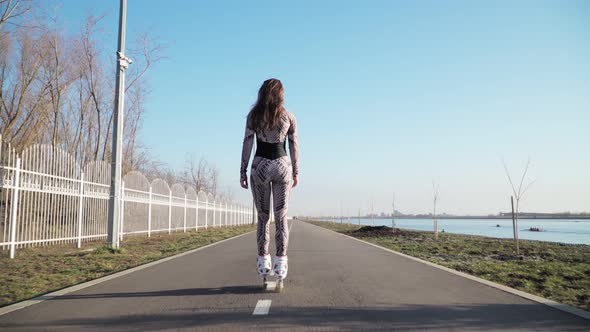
[255,140,287,159]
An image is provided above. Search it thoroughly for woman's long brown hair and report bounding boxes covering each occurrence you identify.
[248,78,284,132]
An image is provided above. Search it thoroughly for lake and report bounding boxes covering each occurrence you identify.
[319,218,590,245]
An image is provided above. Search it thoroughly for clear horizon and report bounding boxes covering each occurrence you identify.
[312,211,590,218]
[53,0,589,216]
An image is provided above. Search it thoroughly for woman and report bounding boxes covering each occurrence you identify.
[240,78,299,292]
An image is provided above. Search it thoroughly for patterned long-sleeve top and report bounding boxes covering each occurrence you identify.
[241,109,299,180]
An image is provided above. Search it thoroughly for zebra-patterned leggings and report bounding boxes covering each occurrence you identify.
[250,156,292,256]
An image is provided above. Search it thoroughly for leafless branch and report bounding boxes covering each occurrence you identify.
[0,0,31,29]
[432,180,440,203]
[502,158,518,199]
[125,32,165,92]
[503,157,534,201]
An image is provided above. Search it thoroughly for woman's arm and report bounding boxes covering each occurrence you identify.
[240,115,255,188]
[288,112,299,183]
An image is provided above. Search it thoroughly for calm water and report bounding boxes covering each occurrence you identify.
[320,218,590,245]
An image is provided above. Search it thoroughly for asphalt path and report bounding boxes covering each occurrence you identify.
[0,220,588,331]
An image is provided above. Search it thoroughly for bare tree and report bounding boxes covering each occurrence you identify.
[125,32,165,93]
[182,155,210,192]
[144,164,177,185]
[503,157,535,255]
[0,0,171,202]
[391,192,396,234]
[122,79,147,172]
[208,166,219,197]
[432,180,440,239]
[0,26,49,150]
[0,0,31,30]
[38,12,77,150]
[103,32,163,162]
[179,154,221,197]
[219,185,235,202]
[135,155,167,179]
[0,3,164,174]
[76,14,109,160]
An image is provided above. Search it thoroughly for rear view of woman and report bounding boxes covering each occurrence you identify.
[240,78,299,292]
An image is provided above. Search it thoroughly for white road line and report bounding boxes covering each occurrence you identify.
[252,300,272,315]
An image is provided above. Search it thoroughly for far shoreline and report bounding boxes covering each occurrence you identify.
[312,216,590,220]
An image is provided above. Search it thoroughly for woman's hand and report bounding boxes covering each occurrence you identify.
[240,177,248,189]
[292,175,298,188]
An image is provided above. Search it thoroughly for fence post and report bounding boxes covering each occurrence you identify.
[9,157,21,259]
[148,186,152,237]
[120,181,125,241]
[77,172,85,248]
[213,198,216,228]
[225,202,228,227]
[168,190,172,234]
[183,194,187,232]
[195,195,199,231]
[206,197,209,229]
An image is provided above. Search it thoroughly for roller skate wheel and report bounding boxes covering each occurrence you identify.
[262,277,268,290]
[276,279,284,293]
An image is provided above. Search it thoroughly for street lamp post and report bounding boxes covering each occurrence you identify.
[108,0,132,248]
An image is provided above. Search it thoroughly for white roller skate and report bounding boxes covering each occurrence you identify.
[257,255,272,289]
[273,256,288,293]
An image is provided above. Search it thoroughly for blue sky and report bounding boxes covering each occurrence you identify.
[54,0,589,216]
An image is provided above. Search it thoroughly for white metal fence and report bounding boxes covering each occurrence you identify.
[0,137,256,258]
